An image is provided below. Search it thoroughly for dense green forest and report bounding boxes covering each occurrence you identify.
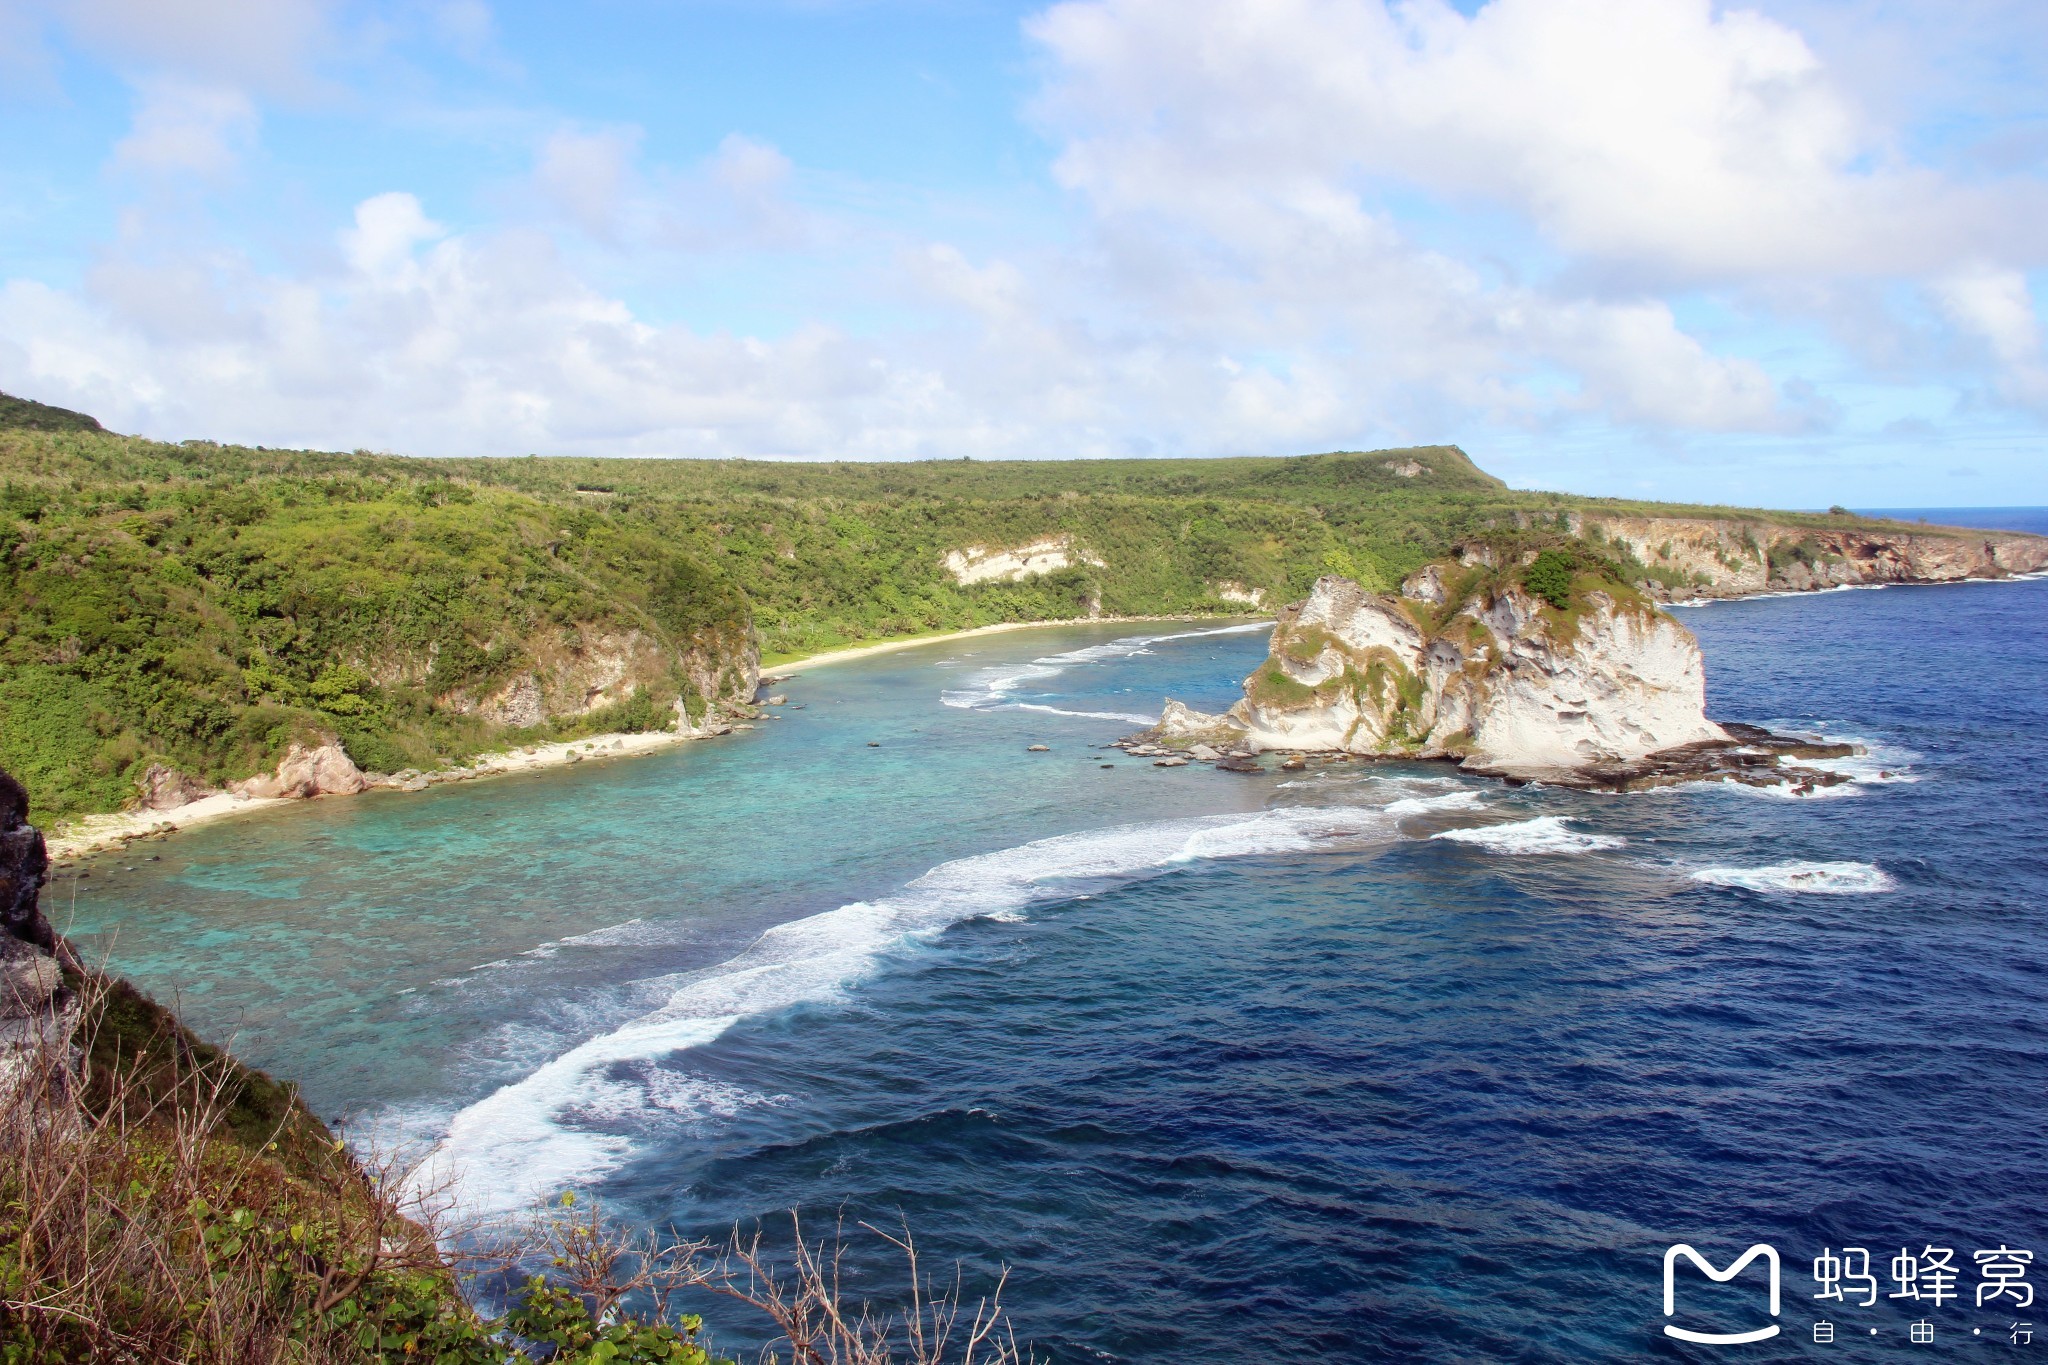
[0,391,1954,821]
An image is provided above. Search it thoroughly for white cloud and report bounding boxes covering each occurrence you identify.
[111,81,257,179]
[1030,0,2048,283]
[339,192,446,278]
[529,126,816,254]
[0,193,960,457]
[2,0,2043,488]
[1933,265,2048,406]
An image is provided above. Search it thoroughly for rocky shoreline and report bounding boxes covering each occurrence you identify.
[1571,512,2048,602]
[48,714,766,863]
[1109,719,1866,795]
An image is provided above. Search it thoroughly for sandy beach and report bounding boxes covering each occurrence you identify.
[47,729,719,861]
[48,614,1265,862]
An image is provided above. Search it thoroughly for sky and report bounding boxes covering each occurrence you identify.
[1,0,2045,506]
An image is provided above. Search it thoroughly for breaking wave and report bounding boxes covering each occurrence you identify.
[940,622,1268,715]
[1691,861,1896,895]
[415,804,1393,1212]
[1429,816,1626,855]
[1384,790,1487,817]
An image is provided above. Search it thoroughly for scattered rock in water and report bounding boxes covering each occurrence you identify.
[1154,757,1190,767]
[1189,744,1222,762]
[1100,763,1115,769]
[1028,744,1050,752]
[1217,756,1262,773]
[1279,756,1307,771]
[868,741,881,747]
[766,695,788,706]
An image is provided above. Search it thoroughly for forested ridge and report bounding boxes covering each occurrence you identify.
[0,395,1951,820]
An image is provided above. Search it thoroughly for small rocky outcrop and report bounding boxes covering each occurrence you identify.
[137,764,217,812]
[231,740,367,800]
[1138,545,1861,792]
[0,772,57,958]
[0,770,76,1096]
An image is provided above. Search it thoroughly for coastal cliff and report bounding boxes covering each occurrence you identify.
[1571,512,2048,600]
[1147,540,1857,790]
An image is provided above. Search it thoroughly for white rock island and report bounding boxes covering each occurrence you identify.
[1148,542,1849,790]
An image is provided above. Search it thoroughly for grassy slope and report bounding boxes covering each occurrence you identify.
[0,421,1998,822]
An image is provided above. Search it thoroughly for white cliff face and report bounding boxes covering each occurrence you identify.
[1572,513,2048,600]
[941,536,1105,586]
[1223,571,1726,779]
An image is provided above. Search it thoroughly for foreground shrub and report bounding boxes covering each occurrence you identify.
[0,971,1026,1364]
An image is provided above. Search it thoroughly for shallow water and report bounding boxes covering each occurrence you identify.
[62,580,2048,1360]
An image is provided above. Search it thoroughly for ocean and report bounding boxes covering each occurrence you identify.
[57,570,2048,1361]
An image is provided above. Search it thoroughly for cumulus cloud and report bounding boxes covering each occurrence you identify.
[1,0,2042,474]
[1933,265,2048,406]
[0,191,963,457]
[1030,0,2048,283]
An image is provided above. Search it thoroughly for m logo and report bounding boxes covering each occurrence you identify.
[1663,1243,1782,1344]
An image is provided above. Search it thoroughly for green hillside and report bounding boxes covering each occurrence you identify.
[0,427,751,819]
[0,410,1983,822]
[0,389,103,433]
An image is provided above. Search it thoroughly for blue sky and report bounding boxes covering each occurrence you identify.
[2,0,2045,506]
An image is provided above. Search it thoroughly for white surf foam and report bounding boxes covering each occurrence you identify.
[940,622,1268,715]
[415,803,1389,1213]
[1429,815,1625,855]
[1691,861,1896,894]
[1721,727,1921,799]
[1015,702,1161,725]
[1384,790,1487,817]
[1667,574,2046,608]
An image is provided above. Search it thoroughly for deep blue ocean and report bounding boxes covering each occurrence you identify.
[59,569,2048,1361]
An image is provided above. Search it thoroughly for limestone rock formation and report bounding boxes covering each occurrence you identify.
[137,764,217,812]
[443,622,760,733]
[1570,513,2048,601]
[941,536,1106,586]
[1156,553,1735,783]
[231,740,367,799]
